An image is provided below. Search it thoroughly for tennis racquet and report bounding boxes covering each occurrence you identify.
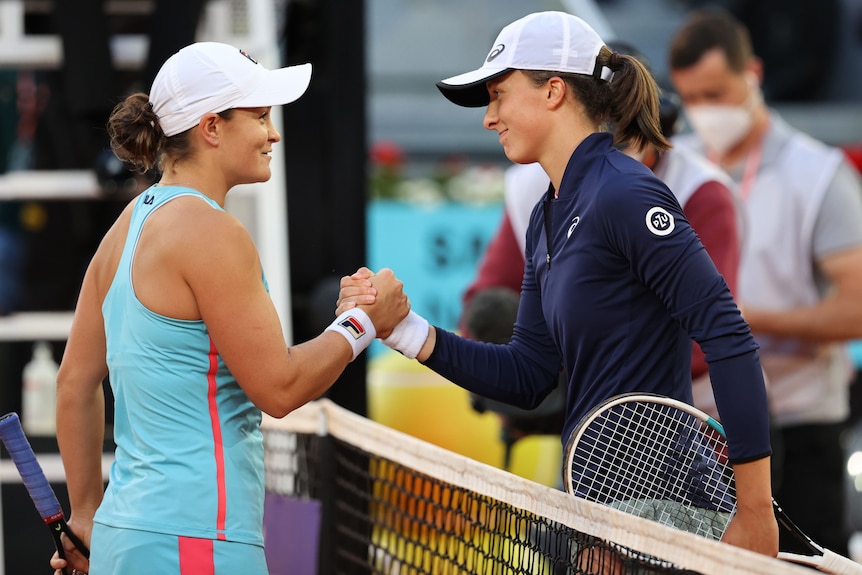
[0,412,89,574]
[563,393,862,574]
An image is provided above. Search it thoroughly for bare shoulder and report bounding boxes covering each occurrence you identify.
[145,197,260,283]
[170,197,256,262]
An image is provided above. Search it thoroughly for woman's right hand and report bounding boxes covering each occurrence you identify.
[337,266,378,315]
[337,267,410,338]
[363,268,410,338]
[49,515,92,575]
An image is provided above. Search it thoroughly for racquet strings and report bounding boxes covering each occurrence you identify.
[567,398,736,540]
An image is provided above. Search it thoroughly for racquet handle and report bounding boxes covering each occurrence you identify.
[0,412,64,522]
[0,412,90,574]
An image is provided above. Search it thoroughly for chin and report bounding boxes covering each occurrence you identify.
[253,169,272,183]
[504,152,530,165]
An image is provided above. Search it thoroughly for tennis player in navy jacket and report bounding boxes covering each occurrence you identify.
[339,11,778,559]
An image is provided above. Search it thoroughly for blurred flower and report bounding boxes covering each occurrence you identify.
[369,141,506,205]
[370,140,405,169]
[369,140,406,199]
[394,177,445,204]
[434,152,470,184]
[445,164,505,204]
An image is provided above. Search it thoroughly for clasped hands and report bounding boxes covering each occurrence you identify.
[337,267,433,360]
[337,267,407,338]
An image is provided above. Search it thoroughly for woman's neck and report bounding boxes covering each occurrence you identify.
[158,167,228,207]
[543,124,595,195]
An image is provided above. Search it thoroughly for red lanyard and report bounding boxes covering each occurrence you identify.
[710,139,763,202]
[737,142,762,202]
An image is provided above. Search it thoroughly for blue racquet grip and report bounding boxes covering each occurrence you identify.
[0,412,64,523]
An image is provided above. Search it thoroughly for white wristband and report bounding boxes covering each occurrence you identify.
[326,308,376,361]
[382,311,429,359]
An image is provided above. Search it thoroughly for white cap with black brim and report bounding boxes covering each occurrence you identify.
[436,11,609,108]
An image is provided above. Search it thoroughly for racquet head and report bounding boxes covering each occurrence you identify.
[563,393,736,540]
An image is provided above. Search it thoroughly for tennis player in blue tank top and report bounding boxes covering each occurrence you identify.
[51,43,409,575]
[339,12,779,561]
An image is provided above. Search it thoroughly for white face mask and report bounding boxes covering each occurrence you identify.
[684,72,761,155]
[684,105,752,155]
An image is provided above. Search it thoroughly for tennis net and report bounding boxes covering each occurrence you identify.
[261,398,807,575]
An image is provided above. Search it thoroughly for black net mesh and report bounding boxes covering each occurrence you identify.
[264,425,704,575]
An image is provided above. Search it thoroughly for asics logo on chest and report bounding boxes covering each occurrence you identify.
[566,216,581,238]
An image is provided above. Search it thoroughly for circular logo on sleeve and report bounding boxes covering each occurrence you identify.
[645,207,674,236]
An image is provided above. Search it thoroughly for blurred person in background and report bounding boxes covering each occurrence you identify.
[668,7,862,557]
[679,0,841,101]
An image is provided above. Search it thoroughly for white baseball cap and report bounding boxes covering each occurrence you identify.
[436,11,609,108]
[151,42,312,137]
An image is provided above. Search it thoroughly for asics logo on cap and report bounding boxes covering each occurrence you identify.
[239,49,258,65]
[486,44,505,62]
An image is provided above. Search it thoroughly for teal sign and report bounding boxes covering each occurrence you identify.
[367,200,504,354]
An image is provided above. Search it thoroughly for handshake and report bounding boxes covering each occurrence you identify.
[327,267,433,361]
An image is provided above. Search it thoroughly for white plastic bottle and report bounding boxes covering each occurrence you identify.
[22,341,59,436]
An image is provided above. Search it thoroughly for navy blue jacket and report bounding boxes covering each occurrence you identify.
[425,133,770,464]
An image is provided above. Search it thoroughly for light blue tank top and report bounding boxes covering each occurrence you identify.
[95,186,265,546]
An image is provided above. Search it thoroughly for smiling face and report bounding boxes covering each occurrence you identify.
[218,106,281,186]
[482,71,550,165]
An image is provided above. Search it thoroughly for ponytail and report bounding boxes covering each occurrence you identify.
[596,46,670,152]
